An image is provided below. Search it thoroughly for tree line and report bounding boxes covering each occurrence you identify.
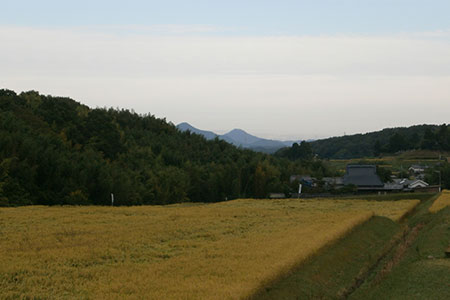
[304,124,450,159]
[0,89,334,206]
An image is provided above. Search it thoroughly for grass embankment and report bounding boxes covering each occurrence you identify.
[350,195,450,300]
[254,194,433,299]
[0,198,419,299]
[255,216,401,299]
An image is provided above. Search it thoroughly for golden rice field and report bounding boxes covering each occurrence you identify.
[0,198,419,299]
[429,190,450,213]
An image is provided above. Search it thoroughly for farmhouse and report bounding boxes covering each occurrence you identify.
[342,165,430,192]
[389,178,430,191]
[343,165,384,191]
[408,164,427,174]
[291,165,432,195]
[408,179,429,189]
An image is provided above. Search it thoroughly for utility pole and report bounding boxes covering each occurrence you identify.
[434,171,441,193]
[439,171,441,193]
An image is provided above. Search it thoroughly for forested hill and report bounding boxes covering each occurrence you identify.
[307,124,450,159]
[0,89,328,206]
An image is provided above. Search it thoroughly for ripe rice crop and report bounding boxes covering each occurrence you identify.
[0,198,419,299]
[429,190,450,213]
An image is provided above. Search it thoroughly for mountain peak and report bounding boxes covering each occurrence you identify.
[176,122,217,140]
[177,122,195,130]
[222,128,260,146]
[229,128,247,134]
[177,122,301,153]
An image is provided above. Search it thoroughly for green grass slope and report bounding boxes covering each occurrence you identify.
[254,216,401,299]
[350,205,450,300]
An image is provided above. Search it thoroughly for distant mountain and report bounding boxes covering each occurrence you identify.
[176,123,302,153]
[221,129,260,145]
[177,122,218,140]
[221,129,288,153]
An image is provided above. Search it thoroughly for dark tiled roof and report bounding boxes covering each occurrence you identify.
[343,165,384,187]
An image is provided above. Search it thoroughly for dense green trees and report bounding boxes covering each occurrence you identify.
[275,141,313,160]
[304,124,450,159]
[425,161,450,189]
[0,89,332,206]
[376,166,392,183]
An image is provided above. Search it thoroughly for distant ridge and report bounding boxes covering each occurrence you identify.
[177,123,302,153]
[307,124,449,159]
[177,122,218,140]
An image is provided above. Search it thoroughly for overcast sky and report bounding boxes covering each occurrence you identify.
[1,1,450,140]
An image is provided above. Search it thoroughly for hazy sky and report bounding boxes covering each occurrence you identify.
[2,1,450,139]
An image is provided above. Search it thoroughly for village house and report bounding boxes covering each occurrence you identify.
[343,165,384,191]
[289,165,433,195]
[388,178,430,191]
[408,164,428,175]
[341,165,430,192]
[408,179,429,189]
